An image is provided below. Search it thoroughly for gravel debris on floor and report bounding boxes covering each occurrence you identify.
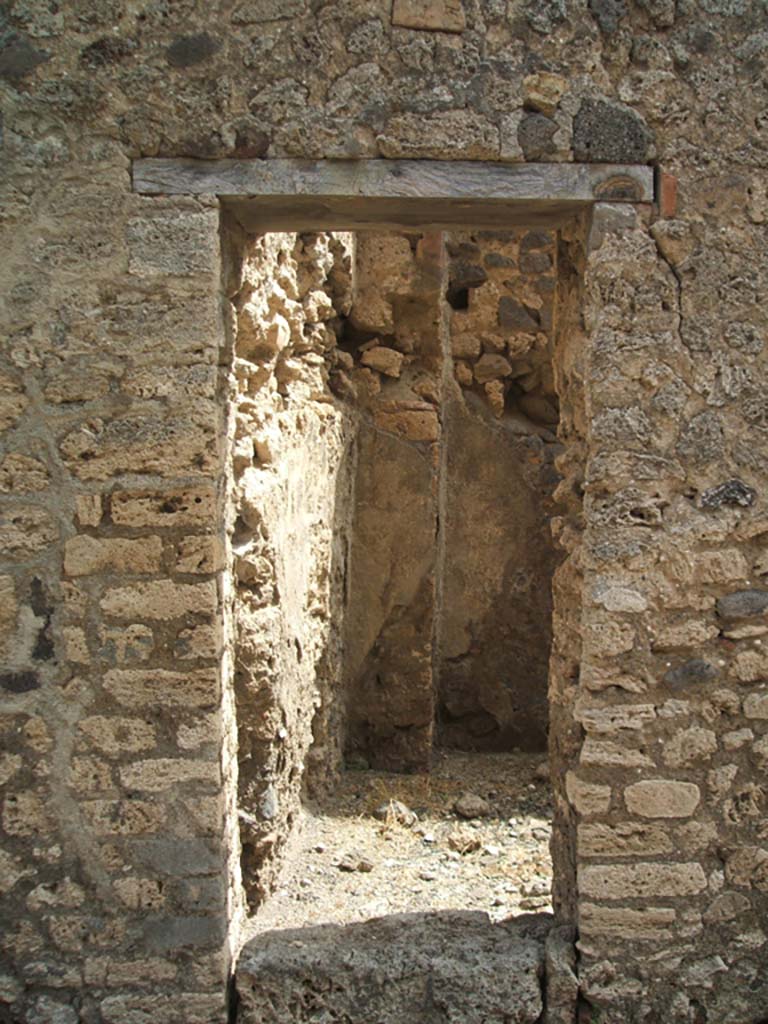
[247,750,553,938]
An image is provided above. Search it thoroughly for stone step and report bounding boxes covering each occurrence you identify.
[235,910,553,1024]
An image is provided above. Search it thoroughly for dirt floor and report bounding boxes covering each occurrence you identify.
[247,750,553,939]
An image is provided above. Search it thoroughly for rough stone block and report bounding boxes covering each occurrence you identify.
[580,739,654,768]
[100,580,217,620]
[237,912,546,1024]
[662,727,718,767]
[103,668,220,709]
[175,536,224,574]
[579,903,676,940]
[625,780,700,818]
[743,691,768,719]
[391,0,466,33]
[78,716,156,755]
[579,862,707,899]
[81,799,166,835]
[126,206,220,279]
[64,536,162,576]
[119,758,220,792]
[110,487,217,528]
[578,821,673,858]
[373,407,439,442]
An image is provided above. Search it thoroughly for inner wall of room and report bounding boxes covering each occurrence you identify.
[226,223,563,911]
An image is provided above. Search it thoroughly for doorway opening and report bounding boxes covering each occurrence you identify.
[220,211,587,937]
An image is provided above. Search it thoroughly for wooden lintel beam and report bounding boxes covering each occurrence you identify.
[132,158,654,205]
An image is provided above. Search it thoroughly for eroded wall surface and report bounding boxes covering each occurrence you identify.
[438,229,561,752]
[2,0,768,1021]
[227,229,358,911]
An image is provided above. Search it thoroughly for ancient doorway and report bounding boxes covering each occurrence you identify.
[134,154,652,946]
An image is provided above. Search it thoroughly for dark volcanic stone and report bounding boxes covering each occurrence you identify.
[0,36,49,82]
[520,252,552,274]
[166,33,219,68]
[0,671,40,693]
[573,98,654,163]
[498,297,540,331]
[588,0,628,34]
[700,479,756,510]
[450,260,488,290]
[663,659,718,689]
[521,231,551,252]
[518,113,558,160]
[79,36,134,69]
[716,589,768,622]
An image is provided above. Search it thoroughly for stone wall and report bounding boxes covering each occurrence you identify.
[2,0,768,1021]
[438,228,561,752]
[226,228,358,911]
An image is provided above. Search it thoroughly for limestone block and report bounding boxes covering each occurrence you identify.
[662,727,718,768]
[723,728,753,750]
[360,346,404,378]
[523,73,567,118]
[579,904,676,940]
[652,619,719,650]
[68,757,115,793]
[174,623,222,660]
[0,372,28,431]
[0,848,31,894]
[695,549,749,583]
[702,891,752,924]
[110,487,217,528]
[103,668,220,709]
[75,494,103,527]
[731,649,768,683]
[0,754,21,786]
[64,536,162,576]
[391,0,466,32]
[100,993,225,1024]
[708,764,738,801]
[565,772,611,815]
[100,580,217,620]
[0,576,17,658]
[177,716,219,751]
[84,957,177,987]
[59,411,218,480]
[0,507,57,560]
[744,691,768,719]
[580,739,654,768]
[175,536,224,575]
[582,616,635,657]
[119,758,220,792]
[377,111,500,161]
[624,780,700,818]
[0,453,49,492]
[82,799,167,835]
[373,407,439,443]
[725,847,768,891]
[62,626,89,664]
[579,862,707,899]
[575,703,656,735]
[578,822,673,858]
[113,877,165,910]
[126,206,219,279]
[2,790,53,838]
[78,716,156,755]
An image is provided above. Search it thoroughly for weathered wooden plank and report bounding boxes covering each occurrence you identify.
[132,159,653,204]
